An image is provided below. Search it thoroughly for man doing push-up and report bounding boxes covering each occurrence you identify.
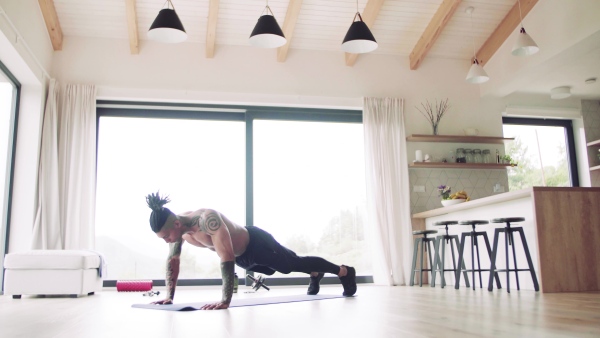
[145,192,357,310]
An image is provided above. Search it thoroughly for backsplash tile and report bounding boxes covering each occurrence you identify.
[409,168,509,214]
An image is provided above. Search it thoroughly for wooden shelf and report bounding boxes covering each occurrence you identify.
[409,162,514,169]
[590,165,600,172]
[587,139,600,147]
[406,134,514,144]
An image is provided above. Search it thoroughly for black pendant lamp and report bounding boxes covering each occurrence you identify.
[148,0,187,43]
[341,1,377,54]
[249,1,286,48]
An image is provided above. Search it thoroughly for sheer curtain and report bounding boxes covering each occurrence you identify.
[363,97,413,285]
[32,81,97,250]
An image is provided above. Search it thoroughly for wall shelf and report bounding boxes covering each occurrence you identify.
[587,139,600,147]
[409,162,514,169]
[406,134,515,144]
[591,165,600,172]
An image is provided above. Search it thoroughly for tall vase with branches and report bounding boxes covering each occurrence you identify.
[416,99,450,135]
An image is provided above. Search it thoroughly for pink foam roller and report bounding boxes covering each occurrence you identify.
[116,280,153,292]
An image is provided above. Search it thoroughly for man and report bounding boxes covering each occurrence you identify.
[146,192,357,310]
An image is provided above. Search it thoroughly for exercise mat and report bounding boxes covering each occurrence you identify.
[132,294,346,311]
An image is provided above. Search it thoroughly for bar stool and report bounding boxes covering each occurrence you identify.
[410,230,437,287]
[455,220,502,290]
[431,221,470,288]
[488,217,540,293]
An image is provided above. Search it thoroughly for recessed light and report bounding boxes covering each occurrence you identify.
[585,78,597,84]
[551,86,571,99]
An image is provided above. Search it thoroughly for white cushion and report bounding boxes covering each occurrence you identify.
[4,250,101,270]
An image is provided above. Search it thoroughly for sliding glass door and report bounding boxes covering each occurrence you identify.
[0,61,20,293]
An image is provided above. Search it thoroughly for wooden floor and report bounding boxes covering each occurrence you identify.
[1,284,600,338]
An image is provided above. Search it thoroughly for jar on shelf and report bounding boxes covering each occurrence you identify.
[464,149,473,163]
[456,148,466,163]
[482,149,491,163]
[473,149,482,163]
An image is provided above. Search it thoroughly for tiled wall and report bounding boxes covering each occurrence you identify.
[409,168,509,214]
[582,100,600,187]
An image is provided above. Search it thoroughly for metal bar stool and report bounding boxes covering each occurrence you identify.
[488,217,540,293]
[455,220,502,290]
[410,230,438,287]
[431,221,470,288]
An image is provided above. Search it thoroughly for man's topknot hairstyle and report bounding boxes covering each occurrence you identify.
[146,191,174,233]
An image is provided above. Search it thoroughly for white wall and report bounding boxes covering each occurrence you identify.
[0,0,52,253]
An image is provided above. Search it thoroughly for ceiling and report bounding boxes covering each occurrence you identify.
[40,0,600,99]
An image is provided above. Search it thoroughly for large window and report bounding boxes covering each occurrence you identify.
[503,117,579,190]
[253,120,370,277]
[96,104,370,283]
[0,61,20,292]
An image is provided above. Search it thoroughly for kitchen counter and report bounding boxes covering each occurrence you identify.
[411,187,600,293]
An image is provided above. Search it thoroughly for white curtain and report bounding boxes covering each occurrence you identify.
[363,97,414,286]
[32,81,97,250]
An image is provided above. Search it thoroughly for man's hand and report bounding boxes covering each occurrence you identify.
[151,298,173,305]
[200,301,230,310]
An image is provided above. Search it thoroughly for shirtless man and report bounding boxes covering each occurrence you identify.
[146,192,357,310]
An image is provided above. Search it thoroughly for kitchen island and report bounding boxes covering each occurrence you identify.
[411,187,600,293]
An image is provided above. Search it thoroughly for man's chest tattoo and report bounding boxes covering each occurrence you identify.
[197,212,222,233]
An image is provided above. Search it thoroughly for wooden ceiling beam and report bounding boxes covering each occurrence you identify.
[206,0,220,58]
[345,0,384,67]
[125,0,139,54]
[277,0,303,63]
[476,0,538,66]
[409,0,461,70]
[38,0,63,51]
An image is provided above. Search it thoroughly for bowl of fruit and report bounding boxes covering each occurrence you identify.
[441,190,470,207]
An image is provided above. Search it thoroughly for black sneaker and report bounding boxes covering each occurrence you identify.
[339,265,356,296]
[307,272,325,295]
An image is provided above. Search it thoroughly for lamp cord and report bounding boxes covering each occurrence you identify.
[469,10,477,62]
[517,0,524,28]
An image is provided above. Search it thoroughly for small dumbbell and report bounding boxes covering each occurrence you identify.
[247,274,270,292]
[142,290,160,297]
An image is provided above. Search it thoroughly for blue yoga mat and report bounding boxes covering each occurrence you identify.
[132,294,346,311]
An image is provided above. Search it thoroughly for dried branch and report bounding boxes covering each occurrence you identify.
[416,99,450,130]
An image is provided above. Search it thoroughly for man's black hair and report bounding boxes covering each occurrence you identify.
[146,191,174,233]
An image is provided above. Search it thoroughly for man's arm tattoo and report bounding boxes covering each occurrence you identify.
[166,241,182,300]
[220,261,235,304]
[200,210,222,234]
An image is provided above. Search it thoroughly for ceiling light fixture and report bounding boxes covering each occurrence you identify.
[465,7,489,84]
[550,86,571,100]
[341,0,378,54]
[512,0,539,56]
[148,0,187,43]
[249,0,286,48]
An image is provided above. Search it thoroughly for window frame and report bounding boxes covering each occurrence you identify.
[0,60,21,294]
[96,101,372,287]
[502,117,580,187]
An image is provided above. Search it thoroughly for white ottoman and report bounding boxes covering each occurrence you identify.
[4,250,104,298]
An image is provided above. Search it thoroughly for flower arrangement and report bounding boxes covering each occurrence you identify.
[416,98,450,135]
[438,185,452,200]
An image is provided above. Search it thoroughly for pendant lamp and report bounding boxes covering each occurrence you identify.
[512,0,539,56]
[341,1,377,53]
[148,0,187,43]
[249,1,286,48]
[465,7,489,84]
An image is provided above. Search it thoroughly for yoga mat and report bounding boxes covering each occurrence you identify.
[132,294,346,311]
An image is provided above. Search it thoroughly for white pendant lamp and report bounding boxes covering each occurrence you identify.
[148,0,187,43]
[249,0,286,48]
[465,7,489,84]
[512,0,539,56]
[341,0,378,53]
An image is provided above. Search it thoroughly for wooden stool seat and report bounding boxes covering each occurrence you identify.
[413,230,438,236]
[459,220,489,226]
[491,217,525,223]
[433,221,458,226]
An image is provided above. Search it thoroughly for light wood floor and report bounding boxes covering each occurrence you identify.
[1,284,599,338]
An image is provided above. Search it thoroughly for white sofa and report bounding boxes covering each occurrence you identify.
[4,250,105,298]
